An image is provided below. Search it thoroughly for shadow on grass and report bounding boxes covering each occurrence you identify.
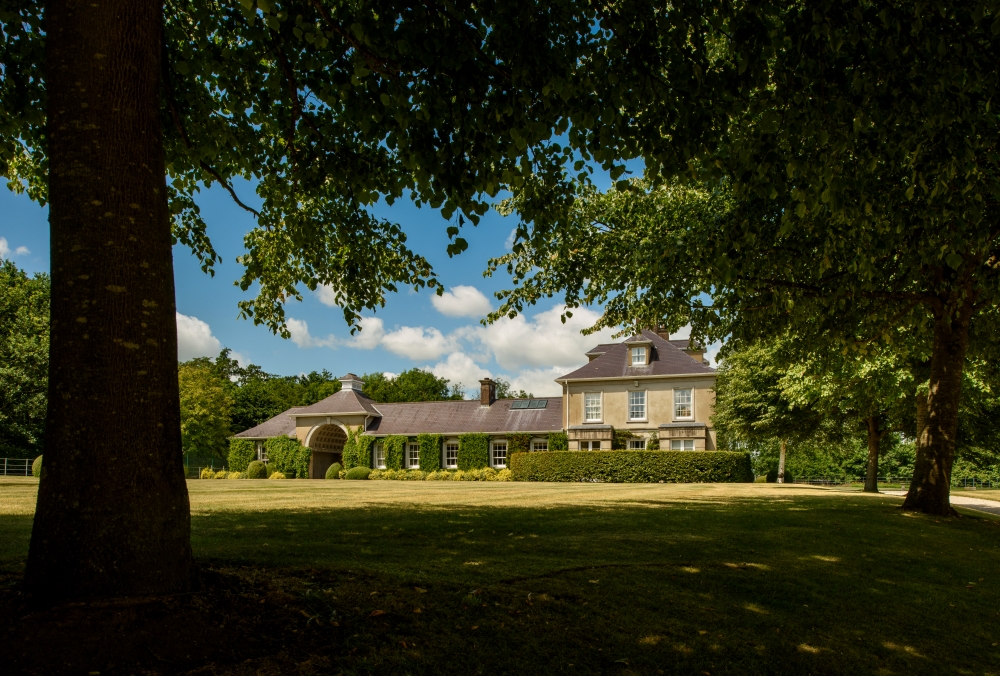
[2,493,1000,675]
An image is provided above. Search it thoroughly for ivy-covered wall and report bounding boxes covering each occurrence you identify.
[418,433,443,471]
[264,436,310,478]
[228,438,256,472]
[383,435,407,470]
[457,433,491,469]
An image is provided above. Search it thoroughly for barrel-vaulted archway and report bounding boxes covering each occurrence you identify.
[306,424,347,478]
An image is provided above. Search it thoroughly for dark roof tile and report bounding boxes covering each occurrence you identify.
[233,406,305,438]
[558,329,714,380]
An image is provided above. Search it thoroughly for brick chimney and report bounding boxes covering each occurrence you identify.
[653,323,670,341]
[479,378,496,407]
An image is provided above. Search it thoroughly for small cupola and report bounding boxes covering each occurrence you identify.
[339,373,364,392]
[623,335,653,366]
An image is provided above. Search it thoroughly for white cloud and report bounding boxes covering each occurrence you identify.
[286,317,336,348]
[504,228,517,251]
[314,284,339,307]
[176,312,222,361]
[381,325,456,360]
[430,285,493,318]
[0,238,8,259]
[342,316,386,350]
[469,304,617,371]
[704,341,722,368]
[382,371,398,379]
[428,352,491,393]
[14,245,29,256]
[500,367,566,398]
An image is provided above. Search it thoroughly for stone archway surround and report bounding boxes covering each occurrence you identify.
[306,424,347,478]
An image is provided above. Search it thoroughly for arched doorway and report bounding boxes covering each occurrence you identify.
[307,424,346,478]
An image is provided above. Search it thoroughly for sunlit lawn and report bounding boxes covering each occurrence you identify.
[1,478,998,675]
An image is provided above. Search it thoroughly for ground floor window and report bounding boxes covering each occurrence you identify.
[374,443,385,469]
[581,441,601,451]
[407,443,420,468]
[628,439,645,450]
[670,439,695,451]
[445,442,459,468]
[255,441,268,462]
[532,440,548,451]
[492,441,507,468]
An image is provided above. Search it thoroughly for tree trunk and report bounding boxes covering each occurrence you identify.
[777,439,787,484]
[864,416,881,493]
[25,0,193,602]
[902,302,972,516]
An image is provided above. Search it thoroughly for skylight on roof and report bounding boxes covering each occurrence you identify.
[528,399,548,408]
[512,399,547,409]
[511,400,530,409]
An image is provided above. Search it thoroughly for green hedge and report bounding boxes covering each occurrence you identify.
[343,428,376,470]
[509,451,754,483]
[507,433,532,455]
[458,433,491,470]
[265,436,310,478]
[383,435,407,470]
[418,433,443,472]
[548,432,568,451]
[345,466,371,480]
[228,438,256,472]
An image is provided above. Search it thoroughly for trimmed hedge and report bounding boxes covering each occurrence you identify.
[228,438,256,472]
[509,451,754,483]
[265,436,310,479]
[457,433,491,470]
[507,433,532,455]
[31,455,42,478]
[345,466,371,480]
[418,433,443,472]
[383,435,407,470]
[548,432,568,451]
[246,460,268,479]
[325,462,343,479]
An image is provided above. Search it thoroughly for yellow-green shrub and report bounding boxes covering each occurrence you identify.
[200,467,216,479]
[213,470,229,479]
[497,469,513,482]
[227,471,245,479]
[269,471,287,479]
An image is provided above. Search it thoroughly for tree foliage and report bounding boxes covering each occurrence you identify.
[0,260,48,457]
[178,361,233,464]
[362,369,463,403]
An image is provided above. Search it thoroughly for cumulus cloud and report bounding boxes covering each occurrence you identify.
[430,285,493,318]
[176,312,222,361]
[14,246,29,256]
[0,238,8,259]
[427,352,491,393]
[286,317,336,348]
[504,228,517,251]
[500,367,566,398]
[342,316,386,350]
[381,325,456,360]
[314,284,339,307]
[468,304,617,371]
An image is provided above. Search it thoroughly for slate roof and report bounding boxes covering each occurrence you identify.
[366,399,562,435]
[233,406,305,438]
[291,388,382,417]
[558,329,715,380]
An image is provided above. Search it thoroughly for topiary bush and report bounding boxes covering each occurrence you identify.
[265,436,310,479]
[383,435,407,470]
[345,466,371,480]
[247,460,268,479]
[418,433,443,472]
[548,431,569,451]
[754,474,768,483]
[31,455,42,478]
[510,451,755,483]
[765,469,795,483]
[457,433,491,470]
[228,438,256,472]
[325,462,343,479]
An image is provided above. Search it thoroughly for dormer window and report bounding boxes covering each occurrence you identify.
[630,346,647,366]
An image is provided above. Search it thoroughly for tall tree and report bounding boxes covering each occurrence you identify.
[178,360,233,465]
[0,260,49,458]
[362,368,464,403]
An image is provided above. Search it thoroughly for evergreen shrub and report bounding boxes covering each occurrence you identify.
[383,435,407,470]
[646,432,660,450]
[346,466,371,480]
[510,451,754,483]
[227,471,245,479]
[765,469,795,483]
[31,455,42,478]
[200,467,215,479]
[325,462,343,479]
[612,429,632,450]
[548,432,569,451]
[227,438,256,472]
[269,471,287,479]
[754,475,768,483]
[265,436,310,478]
[457,433,491,470]
[418,433,443,472]
[247,460,268,479]
[342,428,376,470]
[213,470,229,479]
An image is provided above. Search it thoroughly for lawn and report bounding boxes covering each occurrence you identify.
[1,478,998,675]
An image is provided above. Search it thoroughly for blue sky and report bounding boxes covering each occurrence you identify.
[2,177,660,397]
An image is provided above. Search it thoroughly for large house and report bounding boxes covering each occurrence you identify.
[234,329,716,478]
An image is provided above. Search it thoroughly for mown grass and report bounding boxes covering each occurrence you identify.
[1,478,999,675]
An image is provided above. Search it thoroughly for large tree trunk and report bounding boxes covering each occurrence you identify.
[777,439,787,484]
[25,0,193,602]
[902,302,972,516]
[864,415,881,493]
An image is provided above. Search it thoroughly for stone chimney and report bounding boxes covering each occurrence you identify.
[479,378,496,407]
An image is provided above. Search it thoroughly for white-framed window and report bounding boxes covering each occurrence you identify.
[628,390,647,420]
[674,388,693,420]
[407,442,420,469]
[581,440,601,451]
[532,440,548,451]
[255,441,268,462]
[584,392,602,422]
[374,443,386,469]
[445,441,459,469]
[670,439,695,451]
[630,346,647,365]
[628,439,645,450]
[492,441,508,468]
